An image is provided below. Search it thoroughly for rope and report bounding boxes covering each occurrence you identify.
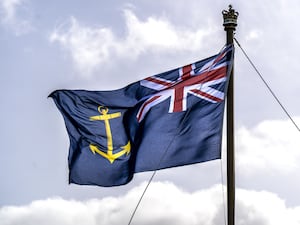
[127,106,193,225]
[234,37,300,132]
[127,171,157,225]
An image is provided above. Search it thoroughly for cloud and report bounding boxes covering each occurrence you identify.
[0,0,22,22]
[0,0,33,35]
[236,188,300,225]
[49,17,117,76]
[49,9,216,76]
[236,117,300,175]
[1,182,300,225]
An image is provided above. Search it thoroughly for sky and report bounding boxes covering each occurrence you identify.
[1,0,300,224]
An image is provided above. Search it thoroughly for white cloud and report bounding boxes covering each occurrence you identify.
[236,117,300,175]
[244,29,262,42]
[236,189,300,225]
[50,17,117,76]
[0,0,20,21]
[0,0,33,35]
[121,10,213,55]
[49,9,215,76]
[1,182,300,225]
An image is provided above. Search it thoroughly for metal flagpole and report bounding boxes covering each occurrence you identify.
[222,5,238,225]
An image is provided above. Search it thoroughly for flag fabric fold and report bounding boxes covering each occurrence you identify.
[49,44,234,187]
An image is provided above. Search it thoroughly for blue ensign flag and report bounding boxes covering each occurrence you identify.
[49,44,234,187]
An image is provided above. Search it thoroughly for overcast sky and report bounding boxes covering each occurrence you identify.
[1,0,300,224]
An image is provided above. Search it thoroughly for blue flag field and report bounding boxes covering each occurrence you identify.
[49,44,234,187]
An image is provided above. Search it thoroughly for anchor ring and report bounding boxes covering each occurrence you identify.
[98,106,108,114]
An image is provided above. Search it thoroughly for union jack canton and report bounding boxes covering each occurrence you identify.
[137,45,233,122]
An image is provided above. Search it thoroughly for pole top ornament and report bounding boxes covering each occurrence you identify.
[222,5,238,30]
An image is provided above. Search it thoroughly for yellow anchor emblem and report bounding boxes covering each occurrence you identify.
[89,106,131,164]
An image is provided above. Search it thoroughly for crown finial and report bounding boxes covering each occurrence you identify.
[222,5,239,30]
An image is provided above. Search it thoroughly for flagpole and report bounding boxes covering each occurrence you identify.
[222,5,238,225]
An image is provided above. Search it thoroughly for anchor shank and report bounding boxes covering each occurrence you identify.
[104,118,113,154]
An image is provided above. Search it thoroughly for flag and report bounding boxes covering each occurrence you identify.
[49,44,234,187]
